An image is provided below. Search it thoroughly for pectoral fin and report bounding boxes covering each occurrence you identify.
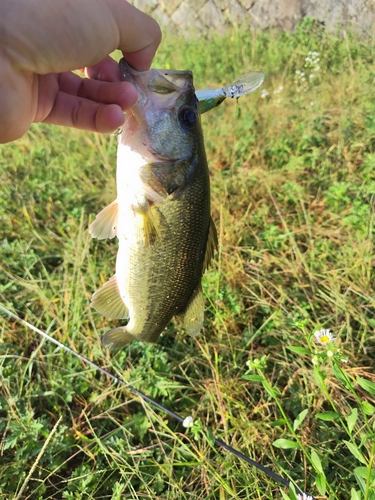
[89,200,119,239]
[91,275,129,319]
[102,327,136,350]
[203,218,218,272]
[140,206,159,246]
[133,201,165,247]
[181,285,204,337]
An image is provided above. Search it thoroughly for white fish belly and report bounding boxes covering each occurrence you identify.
[115,142,155,335]
[115,236,152,335]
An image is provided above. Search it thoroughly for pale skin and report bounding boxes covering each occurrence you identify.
[0,0,162,143]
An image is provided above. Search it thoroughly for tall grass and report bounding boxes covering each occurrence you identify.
[1,20,375,499]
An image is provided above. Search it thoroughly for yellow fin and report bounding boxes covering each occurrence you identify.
[134,202,163,246]
[91,275,129,319]
[102,327,136,350]
[89,200,118,240]
[202,218,218,272]
[182,285,204,337]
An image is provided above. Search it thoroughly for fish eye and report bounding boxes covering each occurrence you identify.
[178,107,197,130]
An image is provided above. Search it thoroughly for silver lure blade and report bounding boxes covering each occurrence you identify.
[196,71,265,114]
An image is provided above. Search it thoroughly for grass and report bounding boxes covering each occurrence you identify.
[1,18,375,499]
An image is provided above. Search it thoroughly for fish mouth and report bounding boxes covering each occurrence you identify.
[120,59,192,97]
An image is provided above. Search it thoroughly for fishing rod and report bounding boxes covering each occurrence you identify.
[0,303,314,499]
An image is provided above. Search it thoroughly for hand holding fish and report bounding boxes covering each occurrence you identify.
[0,0,161,143]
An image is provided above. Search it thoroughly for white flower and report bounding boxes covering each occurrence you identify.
[260,89,269,98]
[297,493,314,500]
[183,416,194,428]
[314,329,336,345]
[273,85,283,95]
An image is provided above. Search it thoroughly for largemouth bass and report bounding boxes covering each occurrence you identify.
[89,59,217,350]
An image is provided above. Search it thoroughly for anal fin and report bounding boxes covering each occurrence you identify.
[181,285,204,337]
[91,275,129,319]
[89,199,119,239]
[102,327,136,350]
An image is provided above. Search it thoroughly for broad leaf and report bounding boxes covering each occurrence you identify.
[311,449,324,474]
[350,488,362,500]
[347,408,358,434]
[357,377,375,396]
[316,411,339,421]
[315,472,326,495]
[242,374,265,382]
[293,409,308,431]
[361,401,375,416]
[286,346,311,355]
[343,440,368,465]
[272,439,300,449]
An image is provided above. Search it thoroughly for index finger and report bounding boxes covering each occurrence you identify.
[115,2,162,71]
[2,0,162,75]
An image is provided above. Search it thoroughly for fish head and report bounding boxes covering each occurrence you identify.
[119,58,201,162]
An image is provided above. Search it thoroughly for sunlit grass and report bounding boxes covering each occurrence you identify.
[1,20,375,499]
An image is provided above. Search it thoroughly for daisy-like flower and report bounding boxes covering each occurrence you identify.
[314,329,336,345]
[182,416,194,428]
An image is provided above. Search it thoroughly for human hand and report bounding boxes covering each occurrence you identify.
[0,0,162,143]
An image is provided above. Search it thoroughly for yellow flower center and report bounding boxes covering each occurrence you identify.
[320,335,329,343]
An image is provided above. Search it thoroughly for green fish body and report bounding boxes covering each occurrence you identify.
[89,59,217,349]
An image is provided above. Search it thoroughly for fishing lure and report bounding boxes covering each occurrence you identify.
[196,71,265,114]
